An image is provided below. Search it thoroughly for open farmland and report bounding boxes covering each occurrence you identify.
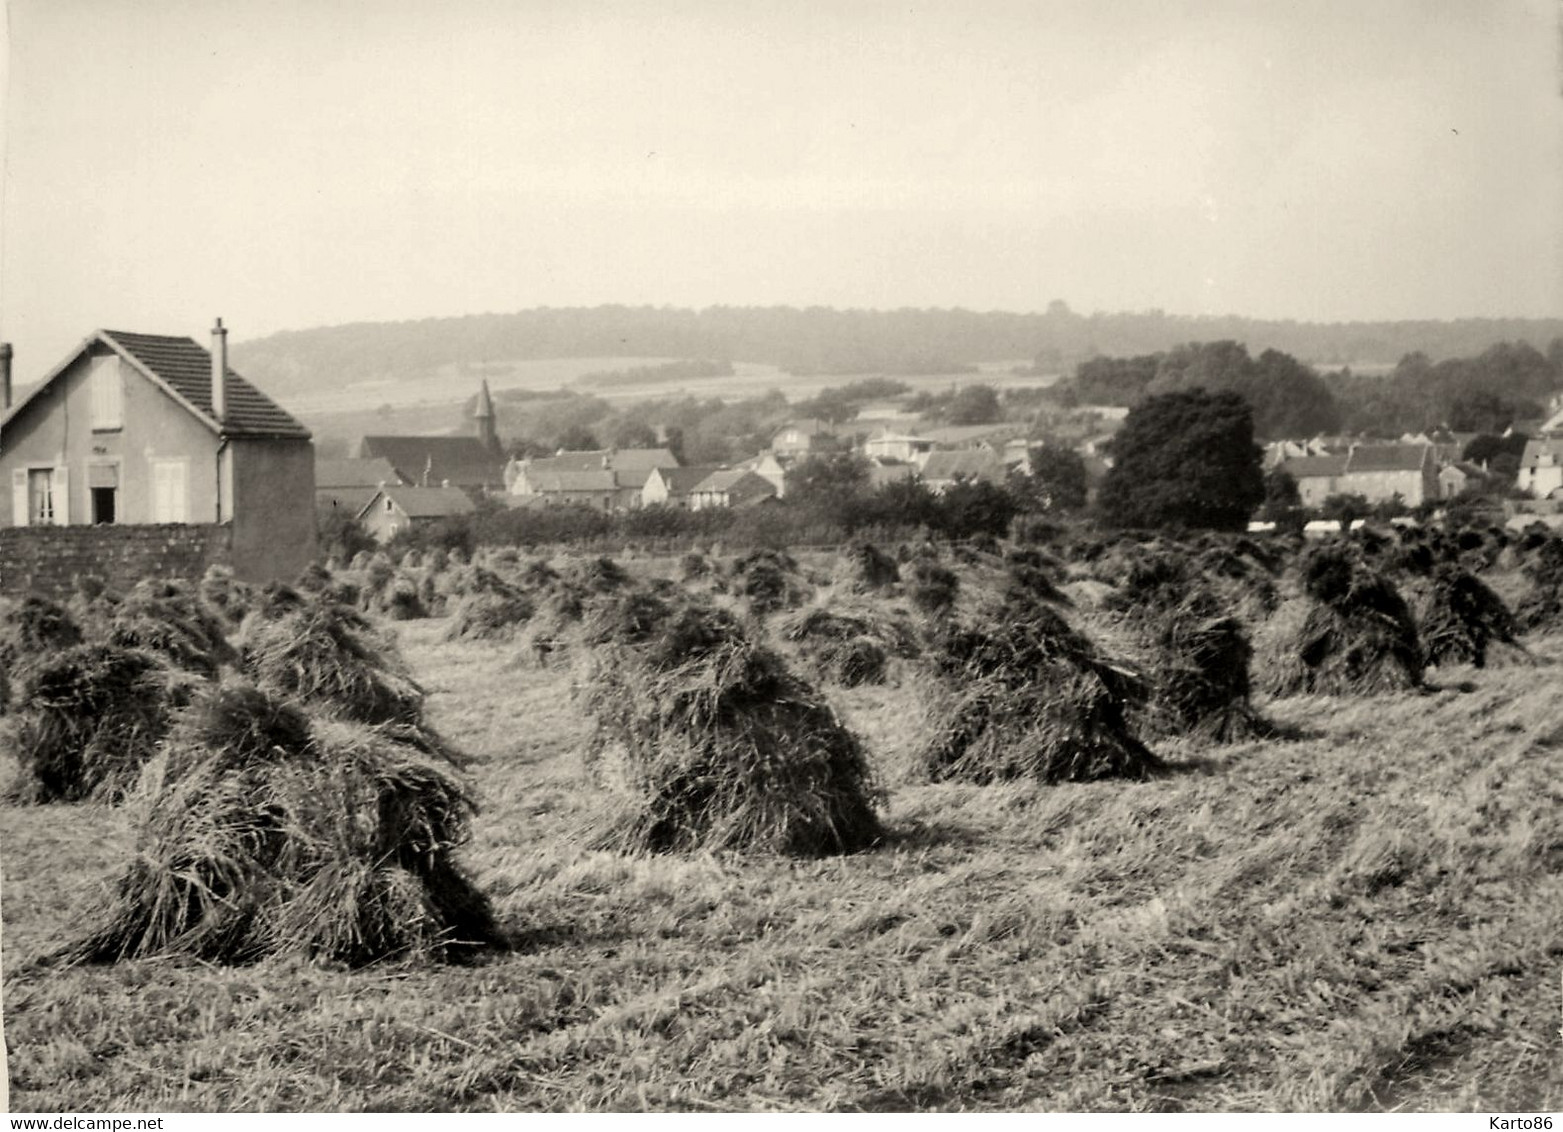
[4,539,1563,1112]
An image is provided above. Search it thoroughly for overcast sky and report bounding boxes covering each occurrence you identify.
[2,0,1560,372]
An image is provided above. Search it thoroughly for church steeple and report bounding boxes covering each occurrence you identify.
[474,379,499,453]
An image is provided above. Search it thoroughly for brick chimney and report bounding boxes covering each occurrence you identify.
[0,342,12,410]
[211,318,228,423]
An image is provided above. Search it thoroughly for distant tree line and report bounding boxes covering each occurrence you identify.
[1057,338,1563,440]
[232,303,1563,400]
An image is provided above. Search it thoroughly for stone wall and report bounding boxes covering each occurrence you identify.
[0,524,234,599]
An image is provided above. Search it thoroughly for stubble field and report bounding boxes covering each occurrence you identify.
[4,555,1563,1112]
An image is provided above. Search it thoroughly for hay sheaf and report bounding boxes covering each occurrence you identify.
[444,591,535,642]
[920,594,1160,784]
[1514,537,1563,633]
[6,644,195,804]
[776,603,921,688]
[63,683,498,967]
[724,549,812,616]
[237,599,446,757]
[1100,551,1270,742]
[835,540,900,592]
[577,593,884,856]
[1413,566,1528,669]
[107,579,235,677]
[1258,548,1423,698]
[0,597,85,714]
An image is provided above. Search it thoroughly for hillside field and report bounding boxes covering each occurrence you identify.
[3,547,1563,1112]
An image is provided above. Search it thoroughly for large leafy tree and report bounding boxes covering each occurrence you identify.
[1014,443,1088,511]
[1097,389,1264,531]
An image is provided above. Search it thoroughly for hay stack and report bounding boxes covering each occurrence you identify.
[835,540,900,592]
[1514,537,1563,632]
[7,644,191,803]
[776,603,921,688]
[726,549,811,616]
[577,592,884,855]
[238,597,434,746]
[199,565,256,629]
[906,558,959,618]
[1414,565,1526,669]
[445,591,535,641]
[64,682,497,966]
[0,597,85,714]
[1258,546,1423,697]
[107,579,234,677]
[1099,549,1269,741]
[921,592,1160,784]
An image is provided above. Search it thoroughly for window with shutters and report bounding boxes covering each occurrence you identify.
[90,356,123,431]
[150,458,189,523]
[27,469,54,524]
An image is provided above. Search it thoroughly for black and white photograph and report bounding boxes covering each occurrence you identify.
[1,0,1561,1114]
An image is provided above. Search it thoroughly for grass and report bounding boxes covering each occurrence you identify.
[5,617,1563,1111]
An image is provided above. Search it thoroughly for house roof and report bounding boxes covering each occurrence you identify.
[2,329,310,439]
[920,448,1005,483]
[358,435,507,489]
[315,457,403,489]
[1279,454,1348,479]
[691,468,778,504]
[317,486,380,514]
[773,419,834,440]
[537,448,679,474]
[1345,444,1431,474]
[1520,439,1563,468]
[651,465,724,494]
[358,485,475,521]
[525,469,618,493]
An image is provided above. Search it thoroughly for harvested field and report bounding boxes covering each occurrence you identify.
[4,544,1562,1112]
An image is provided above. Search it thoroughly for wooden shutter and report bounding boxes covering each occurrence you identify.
[50,466,70,525]
[11,469,28,527]
[151,459,188,523]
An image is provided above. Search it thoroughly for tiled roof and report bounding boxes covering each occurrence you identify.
[102,331,310,439]
[1279,454,1348,478]
[315,457,403,488]
[650,465,722,494]
[536,448,678,474]
[1345,445,1431,474]
[920,448,1005,483]
[361,486,475,520]
[525,469,617,493]
[691,469,778,504]
[1520,439,1563,468]
[359,435,507,489]
[316,486,379,513]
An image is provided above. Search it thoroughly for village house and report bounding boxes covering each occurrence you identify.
[1438,461,1486,500]
[508,447,679,511]
[1518,437,1563,498]
[355,484,475,542]
[1340,443,1438,507]
[688,469,779,510]
[1276,453,1348,509]
[0,322,316,583]
[917,448,1007,494]
[770,419,841,460]
[357,380,508,498]
[862,430,934,464]
[641,465,723,509]
[1278,444,1438,509]
[315,456,404,516]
